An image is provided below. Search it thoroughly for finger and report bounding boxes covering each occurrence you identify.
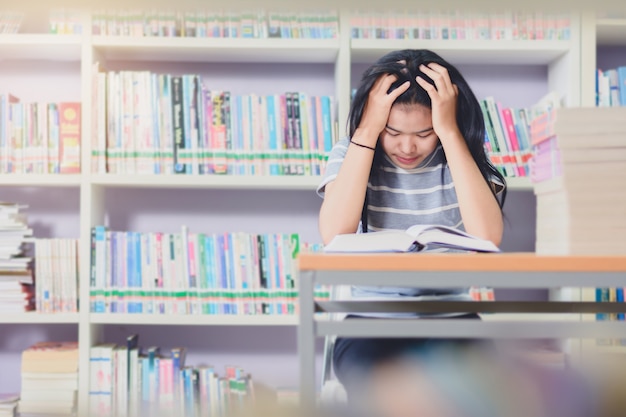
[379,73,400,93]
[419,64,453,96]
[388,80,410,100]
[452,84,459,96]
[415,75,438,99]
[370,74,388,93]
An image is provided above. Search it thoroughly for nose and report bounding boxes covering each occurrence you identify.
[399,137,417,155]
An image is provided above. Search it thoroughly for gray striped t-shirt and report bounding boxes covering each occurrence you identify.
[317,137,477,316]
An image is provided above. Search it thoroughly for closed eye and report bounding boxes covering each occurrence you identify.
[384,128,400,136]
[416,128,434,138]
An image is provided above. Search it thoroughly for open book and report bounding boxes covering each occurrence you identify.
[323,224,500,253]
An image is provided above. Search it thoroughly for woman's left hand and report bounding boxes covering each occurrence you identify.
[415,63,462,142]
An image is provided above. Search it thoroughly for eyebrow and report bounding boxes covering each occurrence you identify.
[385,125,434,135]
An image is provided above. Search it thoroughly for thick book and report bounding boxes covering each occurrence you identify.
[323,225,500,253]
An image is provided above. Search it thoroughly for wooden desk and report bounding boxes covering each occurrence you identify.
[297,252,626,405]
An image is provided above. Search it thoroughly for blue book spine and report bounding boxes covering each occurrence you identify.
[321,96,332,152]
[617,288,625,320]
[94,226,107,313]
[266,95,278,175]
[126,231,134,313]
[135,232,143,313]
[204,235,213,315]
[182,368,193,416]
[110,232,118,313]
[618,66,626,106]
[596,288,608,321]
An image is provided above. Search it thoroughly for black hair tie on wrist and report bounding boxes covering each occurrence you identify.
[350,139,376,151]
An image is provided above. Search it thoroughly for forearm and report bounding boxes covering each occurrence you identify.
[319,129,378,244]
[441,132,504,246]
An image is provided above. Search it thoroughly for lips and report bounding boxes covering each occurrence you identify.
[396,155,419,165]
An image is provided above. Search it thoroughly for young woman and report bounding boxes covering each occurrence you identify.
[316,49,507,401]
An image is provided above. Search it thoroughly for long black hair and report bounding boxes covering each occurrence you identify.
[348,49,507,231]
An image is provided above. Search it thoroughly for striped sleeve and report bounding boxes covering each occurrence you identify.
[316,137,350,198]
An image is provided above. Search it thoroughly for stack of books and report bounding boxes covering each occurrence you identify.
[530,104,626,255]
[0,202,34,313]
[0,394,18,417]
[18,342,79,417]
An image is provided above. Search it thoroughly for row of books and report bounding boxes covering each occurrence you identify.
[596,288,626,346]
[90,337,254,417]
[91,70,336,176]
[596,66,626,107]
[480,97,533,178]
[91,9,339,39]
[349,11,571,41]
[0,96,81,174]
[0,202,34,314]
[49,8,83,35]
[0,11,23,34]
[90,226,329,315]
[34,238,79,314]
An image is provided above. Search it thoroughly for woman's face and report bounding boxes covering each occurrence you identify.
[379,103,440,170]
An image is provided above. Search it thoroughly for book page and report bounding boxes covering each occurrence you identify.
[323,231,417,253]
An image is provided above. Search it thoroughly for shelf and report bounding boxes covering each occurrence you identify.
[480,313,580,322]
[351,39,573,65]
[0,312,79,324]
[596,19,626,46]
[0,174,83,187]
[90,313,298,326]
[0,34,82,61]
[504,176,532,191]
[89,174,321,190]
[92,36,340,63]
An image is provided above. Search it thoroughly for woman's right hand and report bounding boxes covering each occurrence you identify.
[356,74,410,144]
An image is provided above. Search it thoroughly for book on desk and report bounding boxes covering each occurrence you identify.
[323,224,500,253]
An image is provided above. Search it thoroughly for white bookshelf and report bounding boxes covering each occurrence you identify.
[0,313,80,324]
[0,9,593,414]
[0,174,83,187]
[351,39,574,65]
[89,174,323,190]
[90,313,298,326]
[0,34,82,61]
[92,36,340,63]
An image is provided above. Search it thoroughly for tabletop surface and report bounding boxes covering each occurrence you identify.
[298,252,626,272]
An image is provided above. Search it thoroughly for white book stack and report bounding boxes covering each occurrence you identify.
[18,342,79,417]
[0,394,19,417]
[530,106,626,255]
[0,202,34,313]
